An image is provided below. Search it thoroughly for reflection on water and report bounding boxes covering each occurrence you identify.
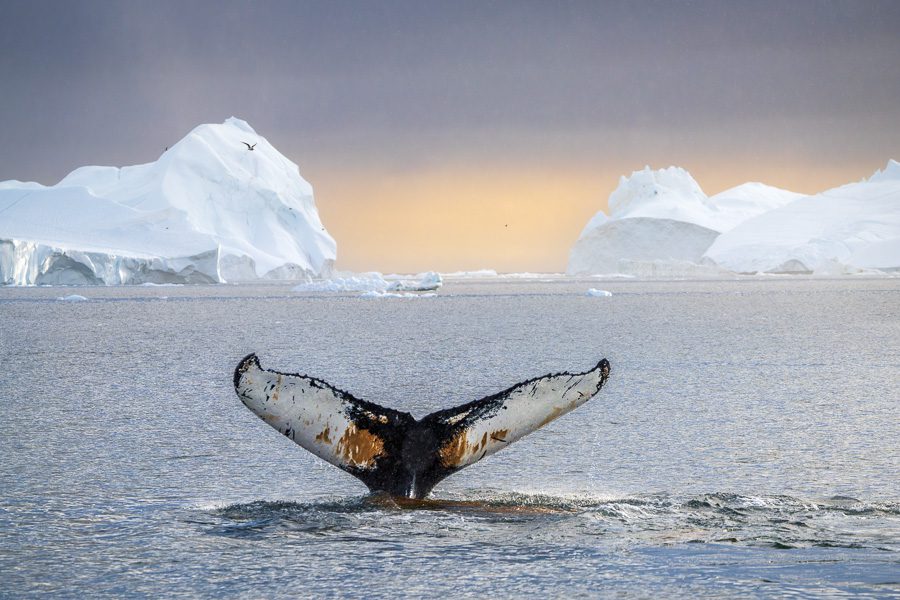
[1,278,898,597]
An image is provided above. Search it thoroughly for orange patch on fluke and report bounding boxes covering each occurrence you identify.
[438,431,469,467]
[441,427,513,467]
[271,374,283,403]
[490,429,509,443]
[337,425,384,468]
[539,406,565,428]
[315,427,332,444]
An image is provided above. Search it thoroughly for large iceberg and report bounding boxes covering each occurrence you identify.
[568,162,900,275]
[0,118,336,285]
[706,161,900,274]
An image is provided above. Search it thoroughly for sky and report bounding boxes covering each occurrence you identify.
[1,0,898,273]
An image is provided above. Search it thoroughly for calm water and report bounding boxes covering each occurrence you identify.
[1,278,898,598]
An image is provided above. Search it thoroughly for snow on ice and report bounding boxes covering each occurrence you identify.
[0,118,336,285]
[569,162,900,276]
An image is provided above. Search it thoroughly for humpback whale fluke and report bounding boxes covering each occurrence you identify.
[234,354,611,499]
[241,141,257,151]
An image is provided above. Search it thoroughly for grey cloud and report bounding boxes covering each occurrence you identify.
[1,0,898,183]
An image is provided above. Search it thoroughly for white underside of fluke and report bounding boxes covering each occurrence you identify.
[235,360,385,471]
[431,368,609,470]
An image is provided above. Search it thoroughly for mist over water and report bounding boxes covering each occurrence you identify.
[1,279,898,597]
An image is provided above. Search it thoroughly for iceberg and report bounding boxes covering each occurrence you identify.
[386,271,442,291]
[705,161,900,273]
[568,217,721,275]
[568,166,798,276]
[0,118,336,285]
[569,162,899,276]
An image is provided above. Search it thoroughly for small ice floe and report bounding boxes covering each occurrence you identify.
[586,288,613,297]
[294,271,442,293]
[57,294,89,302]
[139,282,184,287]
[360,291,437,299]
[292,272,389,292]
[387,271,442,291]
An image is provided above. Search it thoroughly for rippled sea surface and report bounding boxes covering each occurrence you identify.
[1,278,898,598]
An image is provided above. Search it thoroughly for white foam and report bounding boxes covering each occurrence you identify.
[359,291,437,299]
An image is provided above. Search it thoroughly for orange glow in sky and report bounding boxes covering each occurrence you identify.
[313,160,879,274]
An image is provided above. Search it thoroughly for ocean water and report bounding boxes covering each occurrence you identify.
[1,278,898,598]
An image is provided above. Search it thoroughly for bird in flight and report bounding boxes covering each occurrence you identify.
[242,141,257,151]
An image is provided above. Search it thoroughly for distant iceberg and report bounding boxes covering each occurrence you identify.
[569,162,900,276]
[0,118,336,285]
[706,162,900,274]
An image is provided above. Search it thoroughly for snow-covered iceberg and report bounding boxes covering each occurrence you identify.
[705,161,900,274]
[0,118,336,285]
[569,162,899,276]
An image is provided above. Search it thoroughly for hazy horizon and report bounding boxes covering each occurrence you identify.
[2,0,898,272]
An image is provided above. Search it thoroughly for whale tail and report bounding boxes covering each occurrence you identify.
[234,354,611,499]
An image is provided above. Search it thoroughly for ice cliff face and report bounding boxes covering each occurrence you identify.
[568,162,899,276]
[0,117,336,285]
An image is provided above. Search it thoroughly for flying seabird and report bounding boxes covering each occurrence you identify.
[242,141,257,151]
